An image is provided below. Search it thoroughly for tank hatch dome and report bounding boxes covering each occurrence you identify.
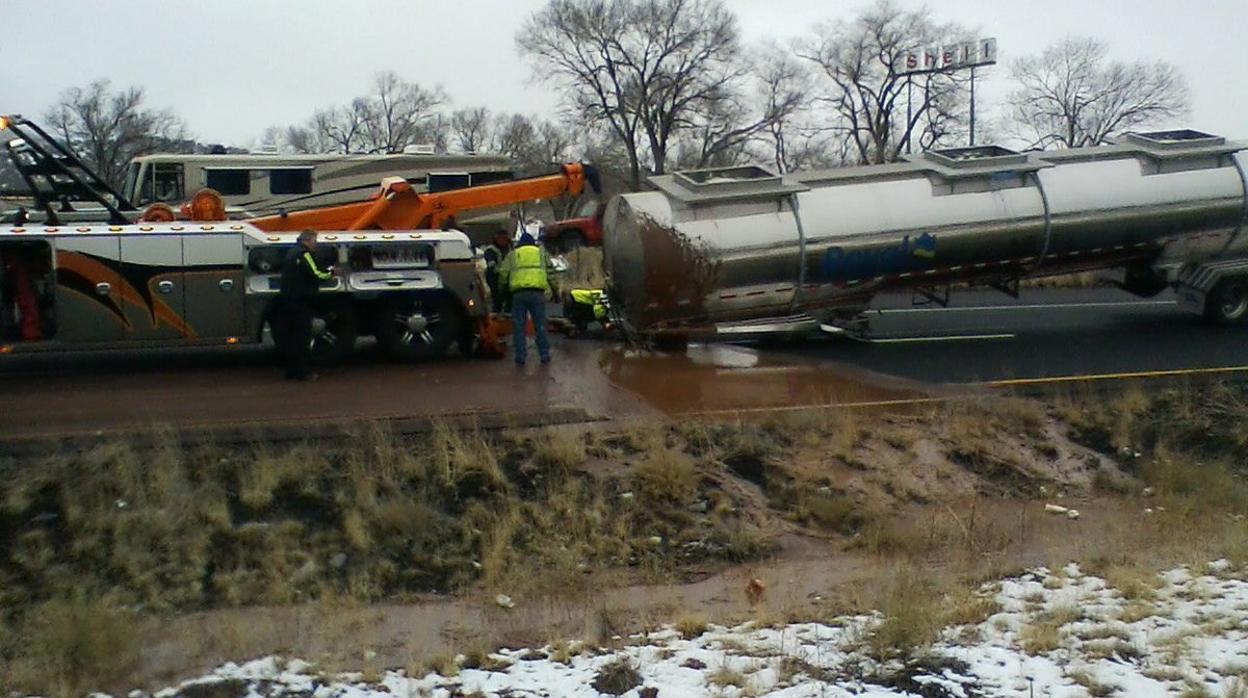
[651,164,808,204]
[914,144,1047,179]
[1123,129,1224,148]
[1115,129,1244,160]
[927,144,1027,167]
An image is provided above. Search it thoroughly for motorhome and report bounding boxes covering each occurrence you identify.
[119,151,513,218]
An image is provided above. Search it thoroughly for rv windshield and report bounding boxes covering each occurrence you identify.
[121,161,141,205]
[136,163,185,204]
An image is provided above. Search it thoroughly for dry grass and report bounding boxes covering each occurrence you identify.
[707,665,748,688]
[1117,600,1157,623]
[1142,666,1187,683]
[632,448,700,507]
[1068,669,1120,697]
[1019,620,1063,655]
[865,567,945,660]
[420,653,460,678]
[943,585,1001,627]
[549,639,586,664]
[797,490,873,534]
[824,408,863,457]
[673,613,709,640]
[532,428,587,477]
[5,380,1248,694]
[1104,565,1160,601]
[591,656,642,695]
[1083,638,1143,662]
[4,597,141,697]
[1018,604,1083,656]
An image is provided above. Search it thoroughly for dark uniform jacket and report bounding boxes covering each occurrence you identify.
[279,246,332,302]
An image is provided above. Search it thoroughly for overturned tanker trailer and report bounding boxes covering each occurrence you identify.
[602,130,1248,340]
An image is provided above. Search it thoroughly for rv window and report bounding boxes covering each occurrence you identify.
[428,172,471,193]
[470,170,513,186]
[269,168,313,195]
[139,163,185,204]
[206,169,251,196]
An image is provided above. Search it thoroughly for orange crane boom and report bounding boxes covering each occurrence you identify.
[250,163,598,232]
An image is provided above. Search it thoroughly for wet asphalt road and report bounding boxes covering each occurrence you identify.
[785,286,1248,385]
[0,286,1244,439]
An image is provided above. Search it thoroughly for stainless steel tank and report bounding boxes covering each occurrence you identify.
[603,130,1248,335]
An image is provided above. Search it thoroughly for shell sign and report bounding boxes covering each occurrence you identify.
[900,38,997,74]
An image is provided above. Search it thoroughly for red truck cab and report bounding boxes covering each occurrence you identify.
[543,200,604,251]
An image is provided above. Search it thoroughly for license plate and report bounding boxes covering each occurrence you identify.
[371,244,433,269]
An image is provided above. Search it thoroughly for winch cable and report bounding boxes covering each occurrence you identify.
[788,191,809,314]
[1026,170,1054,278]
[1215,154,1248,258]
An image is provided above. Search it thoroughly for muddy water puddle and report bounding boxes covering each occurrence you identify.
[598,343,928,415]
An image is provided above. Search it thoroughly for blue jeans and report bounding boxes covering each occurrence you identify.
[511,289,550,364]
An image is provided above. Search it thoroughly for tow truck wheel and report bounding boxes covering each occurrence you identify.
[309,297,359,364]
[1204,277,1248,324]
[375,293,463,360]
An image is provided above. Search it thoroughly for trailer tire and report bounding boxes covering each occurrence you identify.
[1204,277,1248,324]
[309,296,359,364]
[374,292,463,360]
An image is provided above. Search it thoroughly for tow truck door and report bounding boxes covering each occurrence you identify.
[52,235,127,342]
[182,234,246,339]
[119,235,187,340]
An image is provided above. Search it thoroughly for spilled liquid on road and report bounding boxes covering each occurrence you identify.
[598,344,922,415]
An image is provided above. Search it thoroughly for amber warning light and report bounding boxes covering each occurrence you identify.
[0,116,10,131]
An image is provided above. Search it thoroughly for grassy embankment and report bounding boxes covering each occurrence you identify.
[1,382,1246,695]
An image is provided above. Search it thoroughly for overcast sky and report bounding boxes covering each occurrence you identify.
[1,0,1244,148]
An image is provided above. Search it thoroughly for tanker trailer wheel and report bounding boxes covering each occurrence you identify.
[309,297,359,364]
[1204,277,1248,324]
[374,292,463,360]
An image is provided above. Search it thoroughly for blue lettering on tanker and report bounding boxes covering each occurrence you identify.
[822,233,937,282]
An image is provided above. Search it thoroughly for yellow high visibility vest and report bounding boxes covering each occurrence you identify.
[508,245,549,292]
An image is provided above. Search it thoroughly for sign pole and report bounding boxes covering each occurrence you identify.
[969,66,977,146]
[898,37,996,149]
[906,77,913,155]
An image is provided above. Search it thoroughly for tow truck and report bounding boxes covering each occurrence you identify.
[0,113,601,361]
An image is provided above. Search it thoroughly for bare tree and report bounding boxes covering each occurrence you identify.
[518,0,745,189]
[450,107,493,153]
[1008,37,1189,149]
[307,99,371,153]
[360,71,447,153]
[488,113,585,217]
[45,80,188,190]
[800,0,971,165]
[676,47,810,170]
[295,73,447,154]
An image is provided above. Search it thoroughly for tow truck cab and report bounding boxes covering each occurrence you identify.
[543,200,605,251]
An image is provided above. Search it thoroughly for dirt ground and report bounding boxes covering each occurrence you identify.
[135,493,1152,688]
[127,402,1135,688]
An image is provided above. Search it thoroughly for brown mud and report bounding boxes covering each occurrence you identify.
[0,338,938,440]
[598,343,943,415]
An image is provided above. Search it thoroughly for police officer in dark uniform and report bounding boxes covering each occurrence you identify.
[275,229,333,381]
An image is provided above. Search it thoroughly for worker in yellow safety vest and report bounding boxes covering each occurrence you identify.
[498,231,552,366]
